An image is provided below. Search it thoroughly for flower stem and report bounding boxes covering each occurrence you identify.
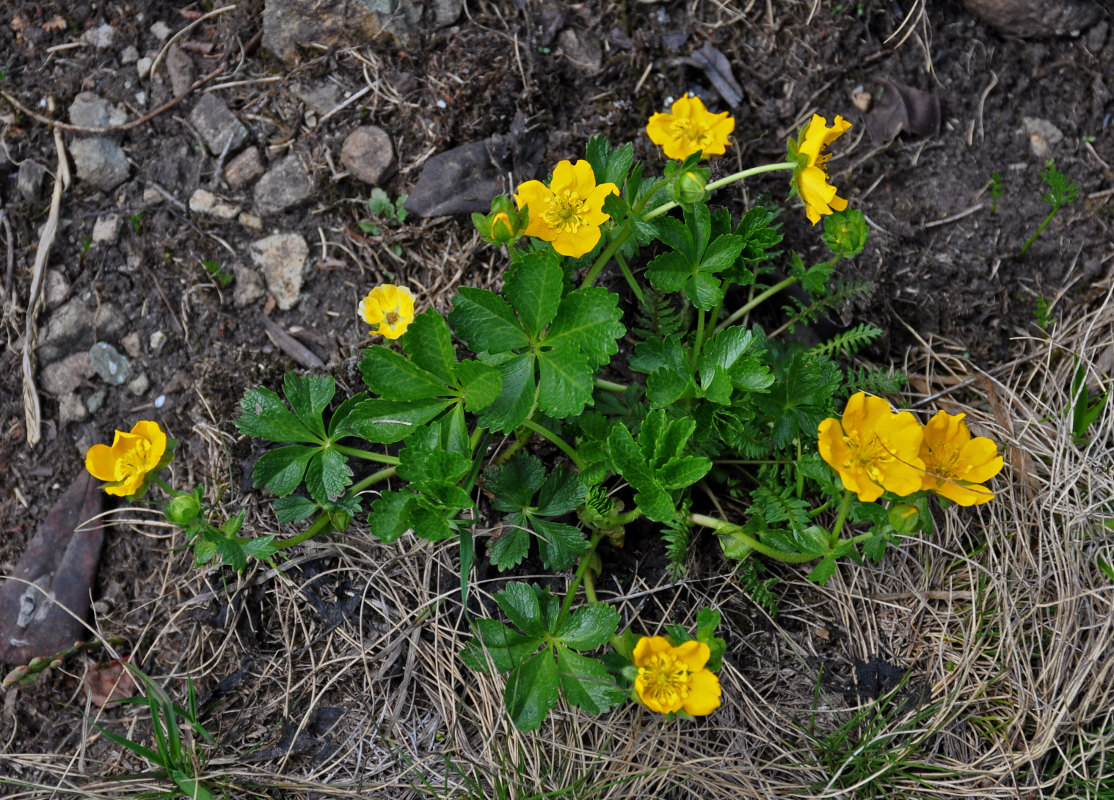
[332,444,400,466]
[689,513,817,563]
[521,418,585,470]
[1018,208,1057,257]
[581,225,632,289]
[556,529,606,627]
[642,161,797,222]
[615,250,647,306]
[715,274,798,332]
[595,378,628,393]
[829,490,853,550]
[349,466,397,495]
[273,514,330,551]
[691,308,706,373]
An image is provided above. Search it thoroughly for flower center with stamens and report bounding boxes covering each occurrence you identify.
[842,430,898,485]
[116,439,153,482]
[670,118,714,150]
[385,310,400,326]
[637,652,692,710]
[543,189,588,234]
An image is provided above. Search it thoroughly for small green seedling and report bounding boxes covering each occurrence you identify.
[200,258,234,288]
[1069,357,1108,445]
[1034,296,1054,331]
[988,171,1004,214]
[359,188,408,235]
[1018,160,1079,257]
[125,210,143,233]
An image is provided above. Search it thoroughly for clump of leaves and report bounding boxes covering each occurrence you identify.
[360,187,409,235]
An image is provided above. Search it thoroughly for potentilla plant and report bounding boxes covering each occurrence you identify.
[86,94,1004,730]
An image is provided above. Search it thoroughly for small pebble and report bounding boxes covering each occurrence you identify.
[150,21,171,40]
[86,389,107,414]
[154,394,166,408]
[149,330,167,353]
[127,373,150,396]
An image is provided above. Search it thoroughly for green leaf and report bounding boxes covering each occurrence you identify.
[808,555,838,585]
[450,287,530,354]
[461,619,539,673]
[273,495,318,523]
[536,341,594,418]
[409,496,459,542]
[505,649,560,731]
[646,251,690,293]
[535,466,586,516]
[488,520,531,571]
[688,269,724,311]
[554,646,623,714]
[477,353,536,433]
[553,603,620,650]
[340,397,451,443]
[656,456,712,490]
[532,518,589,570]
[488,455,546,512]
[237,386,318,443]
[699,233,745,273]
[545,287,625,367]
[585,135,634,188]
[455,359,502,412]
[368,490,411,542]
[495,582,546,638]
[505,250,564,335]
[793,524,832,557]
[606,422,674,523]
[401,310,456,383]
[327,391,370,438]
[282,373,334,440]
[252,445,316,496]
[360,346,448,400]
[303,447,352,503]
[653,215,693,259]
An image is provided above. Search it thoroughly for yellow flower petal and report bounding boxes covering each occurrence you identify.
[918,410,1003,505]
[513,161,617,258]
[359,284,415,339]
[683,668,723,716]
[646,94,735,160]
[85,443,120,482]
[86,420,169,497]
[792,115,851,225]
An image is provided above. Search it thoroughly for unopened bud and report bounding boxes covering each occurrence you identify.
[888,503,918,533]
[822,209,868,257]
[166,493,201,526]
[673,169,709,205]
[473,195,528,246]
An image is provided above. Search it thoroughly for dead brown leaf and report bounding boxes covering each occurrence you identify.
[41,16,66,32]
[83,659,139,709]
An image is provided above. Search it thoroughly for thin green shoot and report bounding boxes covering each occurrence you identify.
[1018,160,1079,257]
[988,171,1004,214]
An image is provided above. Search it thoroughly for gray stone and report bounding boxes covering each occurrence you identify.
[127,372,150,396]
[86,389,107,415]
[44,269,69,309]
[121,331,142,359]
[89,342,132,386]
[189,188,240,219]
[232,263,267,307]
[249,233,308,310]
[68,92,128,129]
[238,212,264,230]
[69,137,130,191]
[263,0,458,61]
[38,298,126,363]
[91,214,121,244]
[121,45,139,64]
[41,352,94,397]
[295,82,342,116]
[340,126,396,185]
[17,160,46,201]
[1022,117,1064,158]
[189,93,248,156]
[137,56,153,80]
[58,392,87,425]
[166,45,196,97]
[83,23,115,48]
[253,156,314,215]
[557,28,603,73]
[150,21,172,40]
[962,0,1100,37]
[224,146,265,188]
[149,330,167,353]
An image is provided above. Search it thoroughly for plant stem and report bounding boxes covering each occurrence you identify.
[521,418,585,470]
[581,225,632,289]
[332,444,400,466]
[715,274,799,332]
[615,250,646,306]
[349,465,397,495]
[595,378,628,393]
[689,513,817,563]
[273,514,330,551]
[1018,208,1057,257]
[829,490,853,550]
[556,529,606,627]
[642,162,796,222]
[691,308,706,373]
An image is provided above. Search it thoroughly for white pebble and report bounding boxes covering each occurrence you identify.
[154,394,166,408]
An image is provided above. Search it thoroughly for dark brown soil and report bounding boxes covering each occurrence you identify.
[0,0,1111,789]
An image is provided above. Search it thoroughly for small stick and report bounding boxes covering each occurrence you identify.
[924,203,984,228]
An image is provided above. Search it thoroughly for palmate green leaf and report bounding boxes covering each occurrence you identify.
[282,373,334,440]
[495,582,546,637]
[360,346,447,400]
[476,353,536,433]
[304,446,352,503]
[536,464,586,515]
[488,455,546,511]
[252,445,316,497]
[450,287,530,354]
[339,397,451,443]
[505,649,560,731]
[555,646,623,714]
[553,602,619,650]
[367,490,410,542]
[408,496,459,542]
[505,250,563,334]
[488,518,531,571]
[545,287,625,367]
[645,251,690,294]
[533,518,589,570]
[652,215,694,259]
[606,422,674,522]
[755,348,841,449]
[237,386,319,443]
[401,309,456,383]
[455,359,502,412]
[536,341,594,418]
[461,618,539,673]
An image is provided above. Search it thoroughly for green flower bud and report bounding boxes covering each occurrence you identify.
[329,508,352,532]
[888,503,919,533]
[473,195,528,246]
[166,493,201,526]
[671,167,710,205]
[822,208,868,257]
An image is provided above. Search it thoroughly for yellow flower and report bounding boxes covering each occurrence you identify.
[85,420,168,497]
[791,114,852,225]
[359,284,415,339]
[514,160,618,258]
[633,636,721,716]
[817,392,925,502]
[646,94,735,160]
[919,410,1003,506]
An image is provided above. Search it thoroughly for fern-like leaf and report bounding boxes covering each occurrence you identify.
[662,503,692,582]
[809,323,883,358]
[737,558,779,618]
[633,286,685,341]
[844,365,908,395]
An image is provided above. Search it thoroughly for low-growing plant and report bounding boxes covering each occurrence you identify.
[1018,159,1080,257]
[988,170,1004,214]
[359,187,408,235]
[85,95,1005,730]
[125,210,143,233]
[199,258,234,288]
